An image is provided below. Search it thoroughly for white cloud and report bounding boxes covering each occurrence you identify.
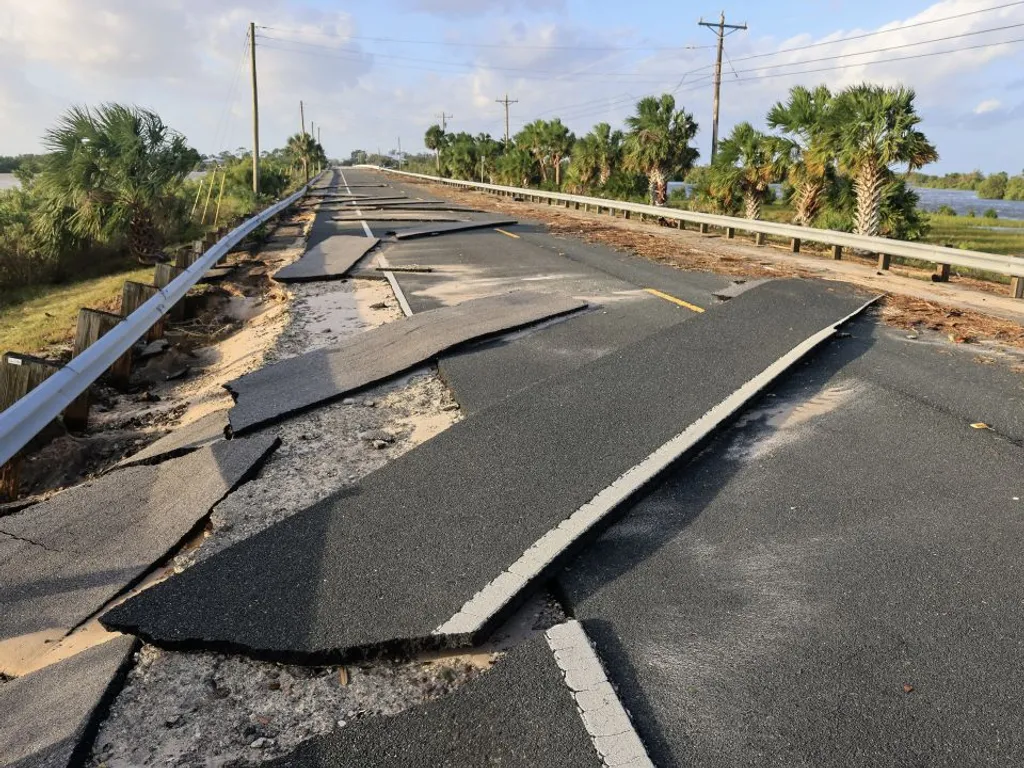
[974,98,1002,114]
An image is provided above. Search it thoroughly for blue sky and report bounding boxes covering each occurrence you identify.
[2,0,1023,172]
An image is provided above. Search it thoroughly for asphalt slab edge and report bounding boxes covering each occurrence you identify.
[223,304,588,436]
[94,437,280,634]
[66,636,141,768]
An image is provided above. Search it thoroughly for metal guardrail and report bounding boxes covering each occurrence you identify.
[375,167,1024,285]
[0,173,326,467]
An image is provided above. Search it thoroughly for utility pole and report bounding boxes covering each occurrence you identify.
[300,100,306,136]
[698,11,747,162]
[249,22,260,195]
[436,112,453,132]
[397,137,403,169]
[495,93,518,147]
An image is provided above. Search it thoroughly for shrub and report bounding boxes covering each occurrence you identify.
[983,208,999,219]
[936,204,957,217]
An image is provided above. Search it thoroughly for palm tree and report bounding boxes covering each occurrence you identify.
[542,119,575,187]
[424,124,446,175]
[565,135,600,194]
[36,104,199,263]
[285,132,319,182]
[496,148,535,187]
[832,84,938,237]
[712,122,793,220]
[443,132,478,179]
[591,122,623,186]
[516,120,549,183]
[767,85,835,226]
[622,94,699,205]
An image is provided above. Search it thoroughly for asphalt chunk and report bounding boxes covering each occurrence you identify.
[115,409,230,469]
[394,218,519,240]
[0,435,278,643]
[274,236,380,283]
[103,280,870,663]
[0,635,136,768]
[225,291,587,434]
[264,631,603,768]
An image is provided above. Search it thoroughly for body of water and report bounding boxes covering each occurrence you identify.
[667,181,1024,221]
[0,170,206,192]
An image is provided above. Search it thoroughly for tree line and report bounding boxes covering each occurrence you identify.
[1,104,327,294]
[908,169,1024,200]
[421,83,940,241]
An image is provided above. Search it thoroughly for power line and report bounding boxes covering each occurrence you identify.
[724,20,1024,75]
[256,24,713,52]
[724,0,1024,65]
[719,34,1024,84]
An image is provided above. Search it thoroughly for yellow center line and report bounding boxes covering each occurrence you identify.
[644,287,705,313]
[494,228,520,239]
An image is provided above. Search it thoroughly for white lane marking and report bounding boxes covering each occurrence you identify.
[546,621,653,768]
[339,168,413,317]
[435,296,880,636]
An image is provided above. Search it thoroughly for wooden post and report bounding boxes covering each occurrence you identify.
[726,227,735,239]
[699,223,709,234]
[154,263,187,320]
[877,253,891,270]
[831,244,843,260]
[67,309,131,424]
[176,249,199,269]
[121,282,164,342]
[0,353,62,500]
[1011,276,1023,299]
[933,263,950,282]
[791,238,801,253]
[754,232,766,246]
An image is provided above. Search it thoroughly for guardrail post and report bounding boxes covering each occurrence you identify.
[1011,276,1024,299]
[877,253,891,270]
[154,263,188,320]
[676,220,684,230]
[70,308,132,410]
[699,223,709,235]
[831,245,843,260]
[754,232,767,246]
[0,353,62,501]
[623,210,631,220]
[122,282,165,342]
[574,202,580,210]
[726,227,735,239]
[791,238,801,253]
[933,263,950,282]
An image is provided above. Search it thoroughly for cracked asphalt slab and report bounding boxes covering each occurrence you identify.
[558,316,1024,767]
[263,631,603,768]
[101,280,868,664]
[225,291,587,434]
[0,435,278,643]
[114,409,229,469]
[0,635,136,768]
[274,235,380,283]
[392,218,519,240]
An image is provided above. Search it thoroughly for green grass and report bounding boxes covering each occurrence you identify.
[0,266,153,355]
[919,214,1024,255]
